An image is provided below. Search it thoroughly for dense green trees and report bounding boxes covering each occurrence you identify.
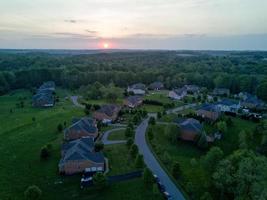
[1,51,267,98]
[24,185,42,200]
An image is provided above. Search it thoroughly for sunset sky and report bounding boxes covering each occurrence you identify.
[0,0,267,50]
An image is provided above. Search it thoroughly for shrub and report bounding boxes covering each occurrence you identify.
[57,123,63,132]
[135,154,144,168]
[129,144,138,158]
[24,185,42,200]
[172,161,182,179]
[93,172,107,190]
[94,142,104,152]
[143,168,154,188]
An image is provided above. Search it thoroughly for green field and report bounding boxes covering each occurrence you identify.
[148,117,260,199]
[107,129,125,141]
[0,90,163,200]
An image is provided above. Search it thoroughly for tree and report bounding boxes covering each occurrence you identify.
[129,144,138,158]
[40,146,50,160]
[157,112,162,119]
[152,183,160,197]
[148,117,156,125]
[32,117,36,123]
[125,127,134,138]
[256,81,267,101]
[126,138,134,148]
[57,123,63,132]
[143,168,154,188]
[162,151,171,165]
[172,161,182,179]
[197,132,208,149]
[94,142,104,152]
[24,185,42,200]
[135,154,144,168]
[200,192,213,200]
[217,121,227,133]
[201,147,224,174]
[165,124,180,144]
[213,150,267,200]
[93,172,107,190]
[147,128,154,140]
[239,130,248,149]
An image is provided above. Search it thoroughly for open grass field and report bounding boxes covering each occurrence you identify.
[107,129,125,141]
[0,89,162,200]
[148,116,261,199]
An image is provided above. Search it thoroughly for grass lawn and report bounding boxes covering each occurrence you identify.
[0,89,162,200]
[148,116,260,199]
[107,129,125,141]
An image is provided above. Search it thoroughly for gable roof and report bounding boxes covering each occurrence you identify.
[129,83,146,90]
[97,104,120,117]
[39,81,55,90]
[179,118,203,133]
[60,137,104,164]
[126,95,143,105]
[198,103,218,112]
[216,99,239,106]
[183,85,199,92]
[64,117,97,138]
[148,81,164,89]
[213,88,230,94]
[173,88,187,96]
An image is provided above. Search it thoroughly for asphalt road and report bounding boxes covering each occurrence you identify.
[101,128,126,145]
[135,118,185,200]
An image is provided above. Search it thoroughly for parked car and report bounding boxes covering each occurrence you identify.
[80,176,93,188]
[153,174,160,183]
[163,191,173,200]
[157,181,166,192]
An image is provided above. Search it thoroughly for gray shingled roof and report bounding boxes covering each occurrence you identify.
[126,95,143,104]
[149,81,164,89]
[60,137,104,164]
[64,117,97,138]
[130,83,146,90]
[179,118,203,134]
[98,104,120,117]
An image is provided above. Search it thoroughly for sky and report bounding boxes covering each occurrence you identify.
[0,0,267,50]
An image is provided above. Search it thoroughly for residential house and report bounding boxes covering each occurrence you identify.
[168,88,187,100]
[64,117,98,141]
[196,104,221,121]
[241,96,265,109]
[59,137,105,175]
[215,99,241,113]
[183,85,200,95]
[179,118,204,142]
[32,81,55,107]
[127,83,146,95]
[213,88,230,96]
[123,95,143,108]
[148,81,164,90]
[93,104,121,123]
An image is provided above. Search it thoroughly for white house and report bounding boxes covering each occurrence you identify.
[168,88,187,100]
[215,99,241,112]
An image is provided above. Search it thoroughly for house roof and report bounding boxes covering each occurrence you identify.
[60,137,104,164]
[213,88,230,94]
[183,85,199,92]
[243,96,264,106]
[126,95,143,105]
[32,92,54,104]
[39,81,55,90]
[129,83,146,90]
[179,118,202,134]
[216,99,239,106]
[173,88,187,96]
[148,81,164,89]
[198,103,218,112]
[64,117,97,138]
[97,104,120,117]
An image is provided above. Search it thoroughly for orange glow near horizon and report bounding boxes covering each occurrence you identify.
[103,42,110,49]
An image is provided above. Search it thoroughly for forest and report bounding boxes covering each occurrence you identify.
[0,50,267,100]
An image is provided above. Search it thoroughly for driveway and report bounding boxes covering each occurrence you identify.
[101,128,126,145]
[166,103,197,114]
[135,118,185,200]
[70,96,85,108]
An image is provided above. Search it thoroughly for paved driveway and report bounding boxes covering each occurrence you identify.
[166,103,197,114]
[101,128,126,145]
[135,118,185,200]
[70,96,85,108]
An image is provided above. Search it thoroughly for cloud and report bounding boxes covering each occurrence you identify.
[85,29,98,34]
[64,19,77,23]
[53,32,97,39]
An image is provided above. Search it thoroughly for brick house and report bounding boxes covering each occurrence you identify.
[93,104,121,123]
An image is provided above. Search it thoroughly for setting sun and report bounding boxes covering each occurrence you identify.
[103,43,109,49]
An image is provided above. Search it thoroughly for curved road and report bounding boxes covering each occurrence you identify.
[135,118,185,200]
[101,128,126,145]
[70,96,85,108]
